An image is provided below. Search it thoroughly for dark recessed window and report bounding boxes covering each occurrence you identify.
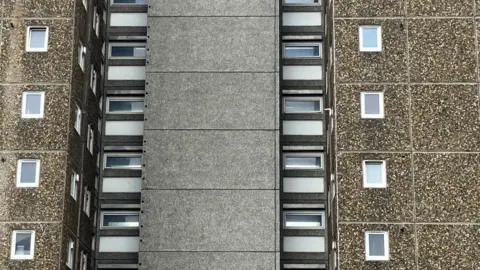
[107,98,144,113]
[110,43,146,58]
[112,0,147,4]
[101,212,140,228]
[284,43,321,58]
[283,0,320,5]
[104,154,142,169]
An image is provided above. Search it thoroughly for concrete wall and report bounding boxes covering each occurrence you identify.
[141,1,279,269]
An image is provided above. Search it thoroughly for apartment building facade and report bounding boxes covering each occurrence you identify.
[1,0,478,269]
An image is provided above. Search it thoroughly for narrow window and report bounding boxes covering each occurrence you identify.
[283,43,321,58]
[66,240,74,268]
[365,232,389,261]
[26,26,48,52]
[11,230,35,260]
[284,97,322,113]
[283,0,320,5]
[90,66,97,94]
[363,160,387,188]
[80,251,88,270]
[21,92,45,118]
[93,7,100,37]
[16,160,40,188]
[359,26,382,52]
[99,96,103,112]
[284,211,325,229]
[101,212,140,228]
[83,187,91,216]
[284,153,323,170]
[78,43,87,71]
[111,0,148,4]
[70,172,79,200]
[104,153,142,169]
[82,0,88,10]
[109,43,146,59]
[106,97,144,114]
[361,92,384,118]
[91,236,96,251]
[87,124,94,155]
[74,104,82,134]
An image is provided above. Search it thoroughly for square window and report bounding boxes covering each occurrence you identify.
[66,240,74,268]
[363,160,386,188]
[26,26,48,52]
[365,231,389,261]
[70,172,79,200]
[283,211,325,229]
[284,97,322,113]
[361,92,384,118]
[11,230,35,260]
[16,160,40,188]
[101,211,140,229]
[283,43,321,58]
[21,92,45,118]
[359,26,382,52]
[75,104,82,134]
[284,153,323,170]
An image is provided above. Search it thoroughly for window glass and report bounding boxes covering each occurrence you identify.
[284,0,320,4]
[67,241,74,267]
[102,213,140,228]
[75,105,82,134]
[285,211,323,228]
[368,234,385,256]
[284,44,320,58]
[22,92,44,118]
[108,99,144,113]
[70,172,78,200]
[285,99,321,113]
[363,93,380,115]
[362,28,378,48]
[360,26,381,52]
[364,161,386,188]
[28,28,47,50]
[19,161,38,185]
[113,0,148,3]
[105,155,142,169]
[110,45,146,58]
[285,154,322,169]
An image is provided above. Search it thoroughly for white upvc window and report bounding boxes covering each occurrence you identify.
[16,159,41,188]
[11,230,35,260]
[78,42,87,71]
[365,231,389,261]
[70,171,79,200]
[104,153,142,169]
[83,187,91,216]
[363,160,387,188]
[359,25,382,52]
[87,124,94,155]
[74,104,82,134]
[283,210,325,229]
[361,92,384,118]
[26,26,48,52]
[66,240,74,268]
[21,92,45,118]
[90,66,97,94]
[284,153,323,170]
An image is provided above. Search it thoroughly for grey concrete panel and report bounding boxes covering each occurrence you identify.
[143,130,276,189]
[139,252,275,270]
[140,190,276,251]
[145,73,275,129]
[147,17,275,72]
[148,0,275,16]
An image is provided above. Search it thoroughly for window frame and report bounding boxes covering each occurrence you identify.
[283,42,322,58]
[106,97,145,114]
[83,187,91,217]
[282,0,321,5]
[25,26,49,52]
[21,91,45,119]
[16,159,41,188]
[74,104,82,135]
[283,210,325,229]
[100,211,140,229]
[87,124,94,155]
[104,153,143,170]
[82,0,88,10]
[365,231,389,261]
[363,160,387,188]
[110,0,148,5]
[283,152,324,170]
[93,7,100,37]
[11,230,35,260]
[66,240,74,268]
[78,42,87,71]
[359,25,382,52]
[108,42,147,59]
[283,96,323,114]
[90,65,98,95]
[360,92,384,118]
[80,251,88,270]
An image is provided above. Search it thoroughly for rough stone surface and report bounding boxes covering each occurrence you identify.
[149,0,275,16]
[335,0,405,17]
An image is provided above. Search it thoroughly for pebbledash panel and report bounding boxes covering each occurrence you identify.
[280,0,329,269]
